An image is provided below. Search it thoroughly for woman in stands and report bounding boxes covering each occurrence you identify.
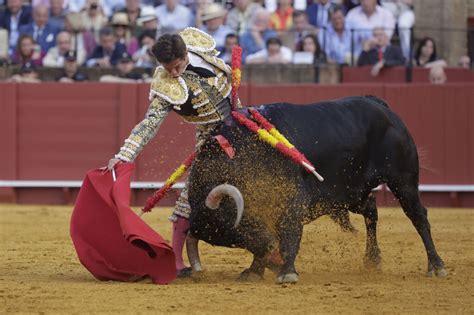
[111,12,139,56]
[13,34,45,66]
[296,34,326,65]
[414,37,447,68]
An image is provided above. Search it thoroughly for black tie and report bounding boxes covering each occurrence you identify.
[186,64,215,78]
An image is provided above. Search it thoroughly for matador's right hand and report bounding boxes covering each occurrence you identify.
[107,158,122,171]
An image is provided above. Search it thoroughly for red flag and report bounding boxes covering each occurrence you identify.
[70,163,176,284]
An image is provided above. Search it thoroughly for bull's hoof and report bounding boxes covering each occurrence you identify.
[363,256,382,270]
[266,262,281,275]
[191,262,203,272]
[276,273,299,284]
[427,267,448,278]
[238,269,263,282]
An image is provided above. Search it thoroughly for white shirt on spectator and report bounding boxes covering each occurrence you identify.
[43,46,86,67]
[155,4,194,33]
[101,0,125,17]
[316,2,332,29]
[200,24,233,49]
[67,0,86,12]
[8,10,22,54]
[345,5,395,38]
[319,25,353,64]
[245,46,293,64]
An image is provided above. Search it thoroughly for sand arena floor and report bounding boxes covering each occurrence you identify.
[0,204,473,314]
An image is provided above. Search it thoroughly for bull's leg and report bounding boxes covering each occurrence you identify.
[238,227,277,281]
[389,182,447,277]
[276,217,304,284]
[238,255,266,281]
[329,210,357,233]
[360,196,382,268]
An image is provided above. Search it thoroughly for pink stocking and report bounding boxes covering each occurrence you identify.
[172,216,190,270]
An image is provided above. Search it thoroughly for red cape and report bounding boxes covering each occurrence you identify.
[70,163,176,284]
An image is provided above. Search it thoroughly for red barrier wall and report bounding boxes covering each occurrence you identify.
[1,82,473,207]
[342,66,474,83]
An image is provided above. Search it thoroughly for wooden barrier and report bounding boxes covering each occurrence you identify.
[0,82,473,207]
[342,66,474,83]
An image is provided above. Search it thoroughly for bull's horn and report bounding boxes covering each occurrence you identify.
[205,184,244,228]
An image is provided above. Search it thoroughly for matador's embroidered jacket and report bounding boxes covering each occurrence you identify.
[115,27,235,163]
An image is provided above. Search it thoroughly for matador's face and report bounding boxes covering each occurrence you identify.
[162,54,189,78]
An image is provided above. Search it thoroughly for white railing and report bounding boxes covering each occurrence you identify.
[0,181,472,192]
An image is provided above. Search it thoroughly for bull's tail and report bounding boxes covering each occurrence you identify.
[205,184,244,228]
[365,95,390,108]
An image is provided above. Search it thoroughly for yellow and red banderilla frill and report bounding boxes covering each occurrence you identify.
[231,46,242,110]
[141,151,197,215]
[140,45,323,213]
[232,110,324,182]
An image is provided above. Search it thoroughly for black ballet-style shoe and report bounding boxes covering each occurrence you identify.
[176,267,193,278]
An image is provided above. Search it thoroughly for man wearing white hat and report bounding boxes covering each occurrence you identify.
[137,6,159,31]
[200,3,233,50]
[137,6,161,38]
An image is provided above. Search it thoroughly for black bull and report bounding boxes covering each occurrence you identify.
[186,96,447,284]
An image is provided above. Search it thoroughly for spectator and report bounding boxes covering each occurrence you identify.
[429,65,446,85]
[226,0,262,35]
[219,33,239,64]
[0,29,8,62]
[295,33,325,65]
[380,0,414,60]
[111,12,139,55]
[12,33,45,66]
[246,37,292,64]
[68,0,87,13]
[357,26,405,76]
[80,0,108,41]
[56,50,89,81]
[8,62,42,82]
[101,0,126,17]
[0,0,33,57]
[86,27,127,67]
[19,5,60,54]
[345,0,395,55]
[44,31,87,66]
[306,0,336,29]
[64,12,96,57]
[100,51,145,82]
[200,3,233,50]
[136,5,160,35]
[413,37,447,69]
[457,55,471,69]
[155,0,194,33]
[118,0,141,30]
[270,0,294,31]
[193,0,213,29]
[319,5,352,64]
[341,0,359,12]
[133,29,156,68]
[48,0,67,29]
[281,10,317,51]
[240,8,278,61]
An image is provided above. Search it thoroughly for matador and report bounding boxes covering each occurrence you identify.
[107,27,239,277]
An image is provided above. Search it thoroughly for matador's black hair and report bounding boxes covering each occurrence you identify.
[151,33,187,64]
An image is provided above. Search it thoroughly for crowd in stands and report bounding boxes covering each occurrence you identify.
[0,0,471,83]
